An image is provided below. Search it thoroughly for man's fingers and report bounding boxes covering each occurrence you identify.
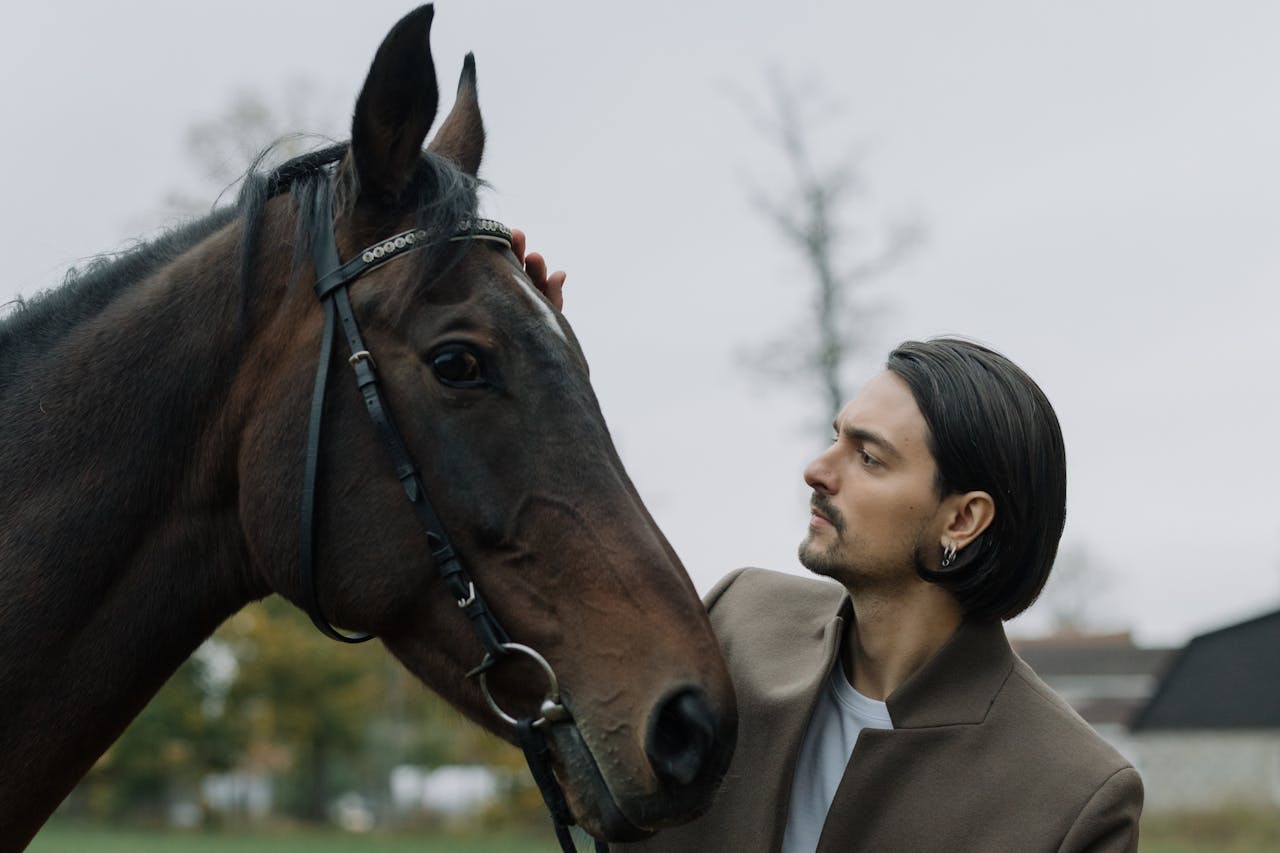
[525,252,549,288]
[544,270,566,312]
[512,231,566,312]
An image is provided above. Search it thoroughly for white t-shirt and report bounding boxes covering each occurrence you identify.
[779,659,894,853]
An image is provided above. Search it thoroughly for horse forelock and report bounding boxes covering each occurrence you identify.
[276,144,482,295]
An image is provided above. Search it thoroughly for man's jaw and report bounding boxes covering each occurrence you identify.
[798,533,844,581]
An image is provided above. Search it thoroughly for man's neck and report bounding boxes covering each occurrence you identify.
[841,582,963,701]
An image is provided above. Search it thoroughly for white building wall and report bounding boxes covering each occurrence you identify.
[1132,731,1280,812]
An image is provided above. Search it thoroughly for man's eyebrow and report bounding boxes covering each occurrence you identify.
[839,423,904,460]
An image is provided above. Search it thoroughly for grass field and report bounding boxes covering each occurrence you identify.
[1139,808,1280,853]
[28,824,563,853]
[28,812,1280,852]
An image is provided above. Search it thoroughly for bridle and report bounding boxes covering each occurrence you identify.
[300,175,607,853]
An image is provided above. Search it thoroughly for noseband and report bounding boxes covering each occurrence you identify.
[301,179,605,853]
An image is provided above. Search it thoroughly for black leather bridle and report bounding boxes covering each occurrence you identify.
[299,176,606,853]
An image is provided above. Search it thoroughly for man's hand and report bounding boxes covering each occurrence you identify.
[511,228,566,312]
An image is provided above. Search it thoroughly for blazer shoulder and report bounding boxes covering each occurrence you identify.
[1059,765,1144,853]
[705,567,844,616]
[702,568,845,676]
[702,567,752,611]
[1000,659,1138,786]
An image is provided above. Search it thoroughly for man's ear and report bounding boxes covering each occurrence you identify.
[942,491,995,552]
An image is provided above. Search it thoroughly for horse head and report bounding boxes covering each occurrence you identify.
[233,6,735,841]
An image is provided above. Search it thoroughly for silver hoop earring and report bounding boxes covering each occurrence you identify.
[941,542,958,568]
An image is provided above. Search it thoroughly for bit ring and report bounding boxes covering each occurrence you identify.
[478,643,571,729]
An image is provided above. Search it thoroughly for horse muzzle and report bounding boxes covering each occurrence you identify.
[547,683,738,841]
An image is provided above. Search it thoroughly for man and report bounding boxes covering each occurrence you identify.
[514,234,1142,852]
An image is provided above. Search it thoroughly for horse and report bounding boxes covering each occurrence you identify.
[0,6,736,849]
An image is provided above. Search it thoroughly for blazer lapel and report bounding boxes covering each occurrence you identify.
[813,619,1016,852]
[757,603,848,852]
[886,618,1015,729]
[700,571,851,853]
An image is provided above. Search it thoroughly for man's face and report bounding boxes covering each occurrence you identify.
[798,370,947,588]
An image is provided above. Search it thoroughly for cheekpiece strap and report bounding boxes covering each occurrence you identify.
[302,178,517,652]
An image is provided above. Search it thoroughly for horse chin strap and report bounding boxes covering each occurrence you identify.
[300,179,607,853]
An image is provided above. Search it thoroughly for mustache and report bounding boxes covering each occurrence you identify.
[810,493,846,534]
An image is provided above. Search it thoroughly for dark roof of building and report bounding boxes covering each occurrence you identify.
[1063,697,1138,727]
[1013,631,1175,678]
[1132,608,1280,730]
[1011,631,1177,727]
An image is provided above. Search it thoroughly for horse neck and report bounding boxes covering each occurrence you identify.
[0,218,273,841]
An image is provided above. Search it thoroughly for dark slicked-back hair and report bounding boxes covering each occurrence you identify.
[887,338,1067,622]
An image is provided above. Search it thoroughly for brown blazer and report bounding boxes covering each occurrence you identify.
[619,568,1142,853]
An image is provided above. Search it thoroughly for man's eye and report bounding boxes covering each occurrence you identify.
[859,450,879,466]
[430,345,487,388]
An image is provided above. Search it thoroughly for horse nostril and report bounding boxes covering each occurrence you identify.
[645,687,718,788]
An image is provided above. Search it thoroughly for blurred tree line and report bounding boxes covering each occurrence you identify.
[64,598,529,826]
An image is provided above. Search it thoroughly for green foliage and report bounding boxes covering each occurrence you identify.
[76,644,242,819]
[71,596,533,826]
[216,597,384,819]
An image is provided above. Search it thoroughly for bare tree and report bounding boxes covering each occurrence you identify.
[163,78,343,217]
[1038,543,1114,633]
[737,73,923,430]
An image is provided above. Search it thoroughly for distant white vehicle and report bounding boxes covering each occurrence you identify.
[390,764,499,816]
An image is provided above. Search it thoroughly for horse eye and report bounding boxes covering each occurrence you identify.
[430,345,487,388]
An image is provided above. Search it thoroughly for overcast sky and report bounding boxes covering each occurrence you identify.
[3,1,1277,647]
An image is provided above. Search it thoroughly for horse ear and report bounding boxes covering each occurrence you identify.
[349,4,440,205]
[427,54,484,176]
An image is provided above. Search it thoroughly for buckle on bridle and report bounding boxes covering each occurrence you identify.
[348,350,376,369]
[456,581,477,609]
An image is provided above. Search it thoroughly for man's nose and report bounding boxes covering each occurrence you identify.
[803,450,836,494]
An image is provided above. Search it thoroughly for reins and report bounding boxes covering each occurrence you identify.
[299,175,606,853]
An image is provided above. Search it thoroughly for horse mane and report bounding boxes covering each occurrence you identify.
[0,208,240,363]
[0,141,481,379]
